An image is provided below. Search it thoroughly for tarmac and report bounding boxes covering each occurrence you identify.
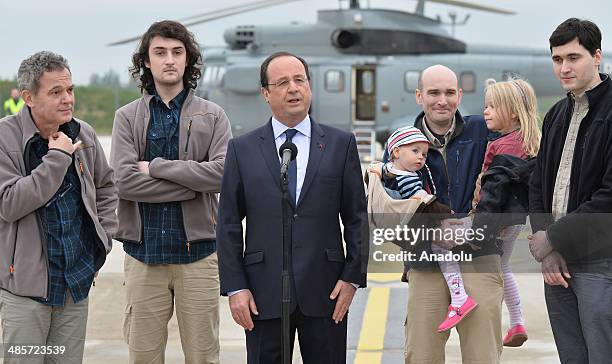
[83,258,560,363]
[3,136,562,363]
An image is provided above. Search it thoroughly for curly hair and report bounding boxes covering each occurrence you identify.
[130,20,202,92]
[18,51,70,94]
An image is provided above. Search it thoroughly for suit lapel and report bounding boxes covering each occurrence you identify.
[297,120,325,207]
[258,120,282,190]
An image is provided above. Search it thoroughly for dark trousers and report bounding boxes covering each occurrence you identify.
[245,306,347,364]
[544,264,612,364]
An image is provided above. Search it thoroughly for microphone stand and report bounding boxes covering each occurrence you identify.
[280,161,291,364]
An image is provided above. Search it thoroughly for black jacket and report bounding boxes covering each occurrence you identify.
[529,74,612,263]
[471,154,536,252]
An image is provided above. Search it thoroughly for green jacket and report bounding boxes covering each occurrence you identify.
[3,98,24,116]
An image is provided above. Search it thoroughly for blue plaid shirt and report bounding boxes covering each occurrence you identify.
[30,136,96,307]
[123,88,215,264]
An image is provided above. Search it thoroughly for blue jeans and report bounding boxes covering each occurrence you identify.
[544,261,612,364]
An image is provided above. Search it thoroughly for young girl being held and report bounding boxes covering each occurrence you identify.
[477,78,541,347]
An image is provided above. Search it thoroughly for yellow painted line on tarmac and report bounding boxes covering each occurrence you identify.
[354,352,383,364]
[354,287,390,364]
[368,272,402,283]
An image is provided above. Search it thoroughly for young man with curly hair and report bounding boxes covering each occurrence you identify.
[111,20,232,363]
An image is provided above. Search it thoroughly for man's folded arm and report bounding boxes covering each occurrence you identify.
[110,109,196,203]
[148,110,232,193]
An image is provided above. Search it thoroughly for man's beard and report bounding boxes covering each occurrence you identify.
[158,76,183,88]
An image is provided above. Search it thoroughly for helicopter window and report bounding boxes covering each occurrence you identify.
[361,70,374,95]
[404,71,420,92]
[325,70,345,92]
[460,72,476,93]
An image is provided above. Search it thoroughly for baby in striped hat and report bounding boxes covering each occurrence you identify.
[384,126,478,333]
[384,126,434,200]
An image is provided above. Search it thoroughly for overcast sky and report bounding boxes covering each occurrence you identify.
[2,0,611,85]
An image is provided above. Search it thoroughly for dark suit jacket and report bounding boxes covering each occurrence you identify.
[217,119,367,320]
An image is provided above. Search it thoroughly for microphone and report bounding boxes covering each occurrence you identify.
[279,141,298,175]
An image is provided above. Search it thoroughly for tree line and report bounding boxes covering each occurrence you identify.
[1,70,140,134]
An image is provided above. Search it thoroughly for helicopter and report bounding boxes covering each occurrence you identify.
[111,0,590,161]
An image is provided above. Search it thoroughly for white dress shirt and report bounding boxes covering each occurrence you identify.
[228,116,311,297]
[271,115,311,204]
[228,116,358,295]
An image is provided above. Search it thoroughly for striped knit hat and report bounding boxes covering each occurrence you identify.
[386,126,430,155]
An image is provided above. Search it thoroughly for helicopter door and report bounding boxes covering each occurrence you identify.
[352,66,376,161]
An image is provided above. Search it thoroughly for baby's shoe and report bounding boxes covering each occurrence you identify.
[503,324,528,347]
[437,296,478,332]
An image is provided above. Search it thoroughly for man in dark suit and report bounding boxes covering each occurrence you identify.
[217,51,367,363]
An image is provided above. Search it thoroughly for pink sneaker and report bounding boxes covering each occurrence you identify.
[437,296,478,332]
[504,324,528,347]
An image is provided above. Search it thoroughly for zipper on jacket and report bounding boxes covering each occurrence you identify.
[179,93,195,252]
[138,107,154,244]
[75,154,86,194]
[441,149,453,211]
[455,149,460,184]
[35,211,51,300]
[144,111,152,164]
[45,182,73,207]
[184,119,192,155]
[22,134,51,299]
[210,194,217,227]
[138,208,145,244]
[183,199,195,254]
[182,114,193,253]
[9,224,17,275]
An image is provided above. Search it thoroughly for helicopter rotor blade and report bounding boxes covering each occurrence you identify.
[108,0,303,46]
[178,0,301,22]
[108,35,145,47]
[183,0,302,27]
[424,0,515,15]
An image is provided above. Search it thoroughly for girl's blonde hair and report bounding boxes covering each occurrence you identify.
[485,78,541,157]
